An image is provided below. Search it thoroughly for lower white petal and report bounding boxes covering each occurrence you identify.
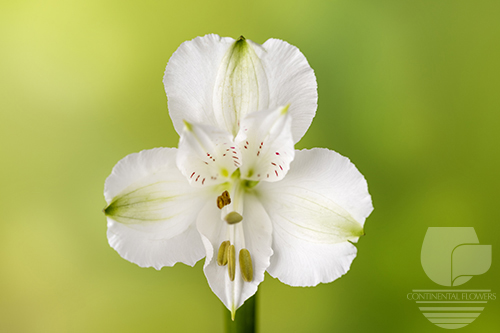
[104,148,211,269]
[258,148,373,286]
[107,221,204,269]
[197,195,273,315]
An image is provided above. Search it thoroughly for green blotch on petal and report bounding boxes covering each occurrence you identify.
[280,104,290,115]
[183,120,193,131]
[231,168,241,179]
[233,35,248,53]
[221,168,229,178]
[242,179,259,189]
[246,168,254,178]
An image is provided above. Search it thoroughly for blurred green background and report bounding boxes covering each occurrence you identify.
[1,0,499,332]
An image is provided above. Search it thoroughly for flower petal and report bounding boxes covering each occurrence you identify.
[107,221,204,270]
[258,148,373,286]
[163,34,233,135]
[235,106,295,182]
[197,194,273,315]
[164,34,269,137]
[104,148,210,269]
[164,35,317,142]
[212,37,270,137]
[260,38,318,143]
[177,121,241,186]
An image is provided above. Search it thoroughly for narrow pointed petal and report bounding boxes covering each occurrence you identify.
[164,35,317,142]
[258,148,373,286]
[235,106,295,182]
[260,38,317,143]
[212,37,269,136]
[164,34,269,137]
[197,195,273,313]
[104,148,209,269]
[177,121,241,186]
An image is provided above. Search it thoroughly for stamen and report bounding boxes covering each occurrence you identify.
[224,211,243,224]
[217,197,224,209]
[217,240,230,266]
[216,190,231,209]
[239,248,253,282]
[227,244,236,281]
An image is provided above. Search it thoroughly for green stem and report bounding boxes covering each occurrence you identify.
[224,293,257,333]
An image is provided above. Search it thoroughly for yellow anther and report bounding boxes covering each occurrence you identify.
[239,248,253,282]
[217,241,230,266]
[227,245,236,281]
[216,190,231,209]
[224,211,243,224]
[216,197,224,209]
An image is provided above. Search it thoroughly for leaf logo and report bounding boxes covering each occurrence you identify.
[421,227,491,286]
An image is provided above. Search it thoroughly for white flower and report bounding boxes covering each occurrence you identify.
[104,35,373,318]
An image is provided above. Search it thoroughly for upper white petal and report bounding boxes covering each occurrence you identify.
[164,34,317,142]
[104,148,210,269]
[258,148,373,286]
[197,194,273,314]
[260,38,318,143]
[235,106,295,182]
[163,34,235,136]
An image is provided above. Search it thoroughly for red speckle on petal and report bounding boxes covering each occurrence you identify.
[190,172,195,178]
[275,152,280,155]
[275,170,278,177]
[202,178,205,185]
[279,165,283,170]
[271,162,276,166]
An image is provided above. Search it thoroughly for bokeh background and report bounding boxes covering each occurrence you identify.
[1,0,499,332]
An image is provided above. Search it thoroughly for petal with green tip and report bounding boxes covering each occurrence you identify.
[104,148,209,269]
[163,34,317,143]
[258,148,373,286]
